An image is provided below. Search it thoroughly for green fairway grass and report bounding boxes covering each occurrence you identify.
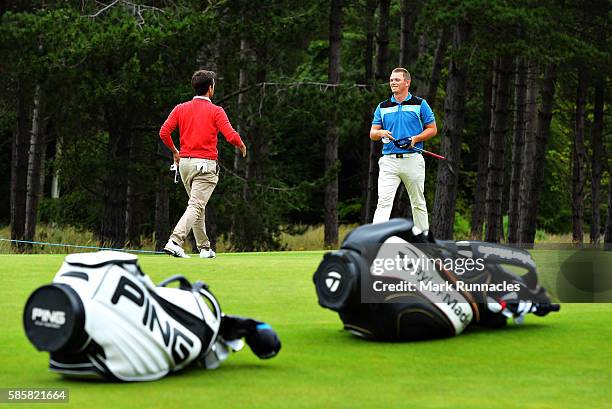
[1,252,610,409]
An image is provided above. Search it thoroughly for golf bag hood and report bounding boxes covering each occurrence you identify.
[313,219,559,341]
[23,251,280,381]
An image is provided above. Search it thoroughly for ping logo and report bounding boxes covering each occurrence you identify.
[32,307,66,327]
[325,271,342,293]
[111,276,197,365]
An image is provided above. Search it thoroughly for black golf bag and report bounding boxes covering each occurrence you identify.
[23,251,280,381]
[313,219,559,341]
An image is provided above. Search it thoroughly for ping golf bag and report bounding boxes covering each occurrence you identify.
[313,219,559,341]
[23,251,280,381]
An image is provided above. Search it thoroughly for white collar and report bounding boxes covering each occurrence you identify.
[193,96,211,102]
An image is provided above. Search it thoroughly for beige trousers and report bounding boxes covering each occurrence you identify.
[372,154,429,231]
[170,158,219,250]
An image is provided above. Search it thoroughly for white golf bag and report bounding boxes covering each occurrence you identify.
[23,251,280,381]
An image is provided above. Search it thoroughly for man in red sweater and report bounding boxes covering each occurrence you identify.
[160,70,246,258]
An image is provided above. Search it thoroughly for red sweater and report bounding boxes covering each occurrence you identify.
[159,97,243,160]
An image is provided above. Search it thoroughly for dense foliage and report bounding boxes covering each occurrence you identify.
[1,0,610,250]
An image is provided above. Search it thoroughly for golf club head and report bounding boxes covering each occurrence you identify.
[392,137,412,150]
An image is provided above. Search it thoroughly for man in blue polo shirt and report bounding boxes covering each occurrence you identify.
[370,67,438,231]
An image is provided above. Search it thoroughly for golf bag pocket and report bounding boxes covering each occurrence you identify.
[339,299,459,341]
[24,283,88,354]
[24,251,220,381]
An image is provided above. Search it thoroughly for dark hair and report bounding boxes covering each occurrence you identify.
[191,70,216,96]
[391,67,411,81]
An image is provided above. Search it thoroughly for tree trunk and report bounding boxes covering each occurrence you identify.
[417,33,427,68]
[364,0,376,83]
[590,82,604,243]
[154,182,169,252]
[247,59,268,186]
[484,55,513,243]
[425,28,449,109]
[154,143,170,252]
[365,139,378,223]
[205,203,217,252]
[519,64,556,246]
[470,66,494,239]
[24,84,46,246]
[375,0,390,80]
[324,0,342,247]
[10,81,30,251]
[518,61,538,244]
[99,111,128,248]
[324,122,339,247]
[125,132,141,247]
[51,134,61,199]
[361,0,377,224]
[235,37,249,173]
[507,57,526,244]
[605,171,612,248]
[399,0,410,67]
[398,0,421,67]
[431,21,470,239]
[572,71,587,244]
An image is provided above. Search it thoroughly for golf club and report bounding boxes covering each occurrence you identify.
[390,137,447,161]
[383,137,455,176]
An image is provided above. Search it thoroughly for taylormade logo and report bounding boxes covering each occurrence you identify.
[325,271,341,293]
[32,307,66,328]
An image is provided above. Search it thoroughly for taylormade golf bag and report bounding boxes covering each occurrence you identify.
[23,251,280,381]
[313,218,559,341]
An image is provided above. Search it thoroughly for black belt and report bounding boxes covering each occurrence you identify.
[387,152,421,158]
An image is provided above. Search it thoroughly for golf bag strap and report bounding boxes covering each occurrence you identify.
[64,251,141,271]
[437,241,540,290]
[461,242,539,289]
[158,275,193,291]
[192,281,222,324]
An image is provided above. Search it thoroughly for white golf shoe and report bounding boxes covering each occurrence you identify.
[200,248,216,259]
[163,240,190,258]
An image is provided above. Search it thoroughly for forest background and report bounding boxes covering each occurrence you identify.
[1,0,610,252]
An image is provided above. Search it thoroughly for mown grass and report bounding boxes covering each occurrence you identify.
[1,251,610,408]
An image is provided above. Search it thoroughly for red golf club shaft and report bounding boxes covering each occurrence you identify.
[413,147,447,161]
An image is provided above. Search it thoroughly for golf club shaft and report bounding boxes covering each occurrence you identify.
[412,146,447,161]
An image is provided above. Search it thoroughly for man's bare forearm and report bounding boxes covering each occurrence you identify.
[412,125,437,144]
[370,128,392,141]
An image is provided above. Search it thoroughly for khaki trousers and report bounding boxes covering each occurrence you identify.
[170,158,219,250]
[372,154,429,231]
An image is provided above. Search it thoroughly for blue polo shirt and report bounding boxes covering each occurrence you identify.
[372,94,435,155]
